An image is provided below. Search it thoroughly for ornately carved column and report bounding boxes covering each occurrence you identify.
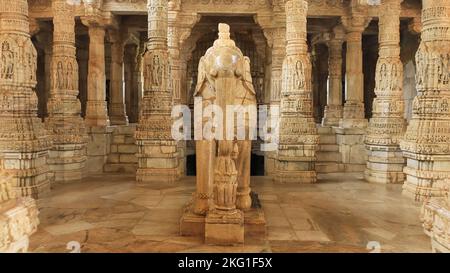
[109,29,129,126]
[400,0,450,200]
[322,26,345,127]
[365,0,406,184]
[135,0,179,183]
[275,0,319,183]
[0,0,43,252]
[262,26,285,177]
[83,21,110,127]
[340,11,370,128]
[46,0,87,182]
[269,28,285,105]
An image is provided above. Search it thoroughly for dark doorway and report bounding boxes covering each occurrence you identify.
[251,154,265,176]
[186,154,196,176]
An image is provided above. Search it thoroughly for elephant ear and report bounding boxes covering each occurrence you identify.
[242,56,256,95]
[194,56,207,96]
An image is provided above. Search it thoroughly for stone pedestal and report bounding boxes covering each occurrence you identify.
[0,198,39,253]
[86,126,113,175]
[205,210,244,246]
[105,125,138,173]
[335,127,366,172]
[180,203,266,241]
[365,147,405,184]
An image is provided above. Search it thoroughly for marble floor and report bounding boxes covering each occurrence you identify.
[29,173,431,253]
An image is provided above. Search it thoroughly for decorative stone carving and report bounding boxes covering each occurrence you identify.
[180,23,265,245]
[274,0,319,183]
[46,0,88,183]
[135,0,179,183]
[0,0,43,253]
[322,26,345,127]
[365,0,407,184]
[400,0,450,201]
[421,181,450,252]
[0,0,52,198]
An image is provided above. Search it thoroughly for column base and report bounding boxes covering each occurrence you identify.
[48,144,87,183]
[273,170,317,183]
[339,118,368,129]
[401,156,450,202]
[322,105,343,127]
[3,150,52,199]
[109,115,129,126]
[86,126,113,175]
[136,168,179,184]
[0,197,39,253]
[365,148,405,184]
[135,140,179,184]
[205,209,244,246]
[335,127,367,172]
[85,101,109,127]
[180,206,206,236]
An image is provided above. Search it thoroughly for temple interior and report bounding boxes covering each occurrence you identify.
[1,0,450,253]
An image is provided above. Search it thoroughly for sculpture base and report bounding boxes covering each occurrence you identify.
[180,208,205,236]
[0,197,39,253]
[179,198,266,244]
[205,210,244,246]
[244,208,266,238]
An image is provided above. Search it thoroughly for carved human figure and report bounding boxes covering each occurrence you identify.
[193,23,256,214]
[56,61,64,89]
[152,54,162,86]
[1,41,14,79]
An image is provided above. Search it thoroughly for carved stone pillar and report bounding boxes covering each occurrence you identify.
[0,0,44,252]
[135,0,179,183]
[46,0,87,183]
[322,26,345,127]
[83,22,109,127]
[269,28,285,105]
[109,29,129,126]
[400,0,450,201]
[275,0,319,183]
[365,0,406,184]
[340,12,370,128]
[263,27,285,177]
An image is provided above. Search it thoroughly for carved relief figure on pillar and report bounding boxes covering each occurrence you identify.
[0,0,45,253]
[365,0,407,184]
[45,0,88,183]
[274,0,319,184]
[135,0,179,184]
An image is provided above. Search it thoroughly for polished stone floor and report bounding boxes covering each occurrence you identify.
[29,173,431,253]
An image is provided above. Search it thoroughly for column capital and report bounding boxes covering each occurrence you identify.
[80,12,119,30]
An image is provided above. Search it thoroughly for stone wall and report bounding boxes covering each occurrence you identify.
[104,125,138,173]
